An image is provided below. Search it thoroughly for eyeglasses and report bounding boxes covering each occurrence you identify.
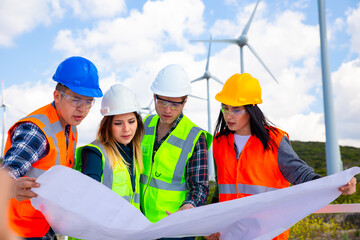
[59,91,95,109]
[155,95,186,110]
[221,106,246,116]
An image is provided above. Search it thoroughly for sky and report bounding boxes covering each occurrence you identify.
[0,0,360,152]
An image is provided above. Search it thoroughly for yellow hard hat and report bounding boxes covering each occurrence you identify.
[215,73,263,106]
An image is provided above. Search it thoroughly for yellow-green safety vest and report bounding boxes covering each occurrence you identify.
[140,114,212,223]
[74,141,141,209]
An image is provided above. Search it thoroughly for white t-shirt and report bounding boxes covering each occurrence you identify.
[234,133,251,159]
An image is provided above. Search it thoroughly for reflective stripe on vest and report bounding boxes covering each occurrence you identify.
[122,194,140,204]
[140,114,212,223]
[20,115,77,178]
[78,141,141,208]
[219,183,280,195]
[22,114,62,177]
[89,141,113,190]
[141,115,203,190]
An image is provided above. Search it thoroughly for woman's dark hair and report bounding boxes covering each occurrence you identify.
[213,105,279,151]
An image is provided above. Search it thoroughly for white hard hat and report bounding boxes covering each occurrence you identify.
[151,64,192,97]
[100,84,140,116]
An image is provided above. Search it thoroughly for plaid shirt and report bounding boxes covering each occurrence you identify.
[2,102,71,179]
[2,122,49,179]
[153,113,209,207]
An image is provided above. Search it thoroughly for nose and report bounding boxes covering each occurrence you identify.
[122,122,130,132]
[224,112,234,120]
[164,105,172,113]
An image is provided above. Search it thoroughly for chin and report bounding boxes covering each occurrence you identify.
[70,120,83,126]
[160,118,175,124]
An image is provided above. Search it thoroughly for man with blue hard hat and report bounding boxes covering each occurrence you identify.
[1,56,103,240]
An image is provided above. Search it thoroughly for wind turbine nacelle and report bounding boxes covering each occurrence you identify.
[237,36,248,47]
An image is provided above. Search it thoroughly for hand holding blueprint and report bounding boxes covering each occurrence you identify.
[31,165,360,240]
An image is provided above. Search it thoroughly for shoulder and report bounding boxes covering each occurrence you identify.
[214,132,232,144]
[11,122,45,139]
[82,145,103,156]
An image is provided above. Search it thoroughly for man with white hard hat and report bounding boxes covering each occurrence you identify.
[140,64,213,240]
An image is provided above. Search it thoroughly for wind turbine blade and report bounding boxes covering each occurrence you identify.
[191,76,206,83]
[147,98,154,108]
[246,44,279,84]
[191,39,238,44]
[210,75,224,85]
[205,35,212,71]
[3,103,27,115]
[189,94,207,101]
[242,0,261,36]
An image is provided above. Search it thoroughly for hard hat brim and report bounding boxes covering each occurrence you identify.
[101,107,140,116]
[151,86,191,98]
[215,93,262,106]
[57,80,103,97]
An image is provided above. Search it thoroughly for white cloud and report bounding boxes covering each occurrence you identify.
[346,3,360,55]
[53,0,205,72]
[0,0,59,46]
[54,30,83,54]
[0,0,125,47]
[63,0,126,19]
[275,112,325,142]
[291,0,310,10]
[333,58,360,142]
[1,81,54,148]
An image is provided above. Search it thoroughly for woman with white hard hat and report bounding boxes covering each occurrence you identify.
[206,73,357,240]
[73,84,144,211]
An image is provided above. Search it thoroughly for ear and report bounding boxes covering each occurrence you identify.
[54,90,61,103]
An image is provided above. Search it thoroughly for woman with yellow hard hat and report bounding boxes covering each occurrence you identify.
[206,73,357,240]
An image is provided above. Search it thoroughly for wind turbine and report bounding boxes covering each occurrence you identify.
[140,98,155,117]
[190,35,223,181]
[193,0,278,84]
[1,80,27,160]
[191,35,223,134]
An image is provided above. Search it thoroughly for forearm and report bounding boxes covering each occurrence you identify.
[183,182,209,207]
[183,134,209,207]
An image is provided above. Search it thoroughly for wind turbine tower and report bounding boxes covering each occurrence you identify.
[191,35,223,134]
[317,0,343,175]
[191,35,223,180]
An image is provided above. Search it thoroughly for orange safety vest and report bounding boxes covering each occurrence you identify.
[4,103,77,238]
[213,127,290,240]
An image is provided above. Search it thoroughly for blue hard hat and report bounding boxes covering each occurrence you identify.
[52,56,103,97]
